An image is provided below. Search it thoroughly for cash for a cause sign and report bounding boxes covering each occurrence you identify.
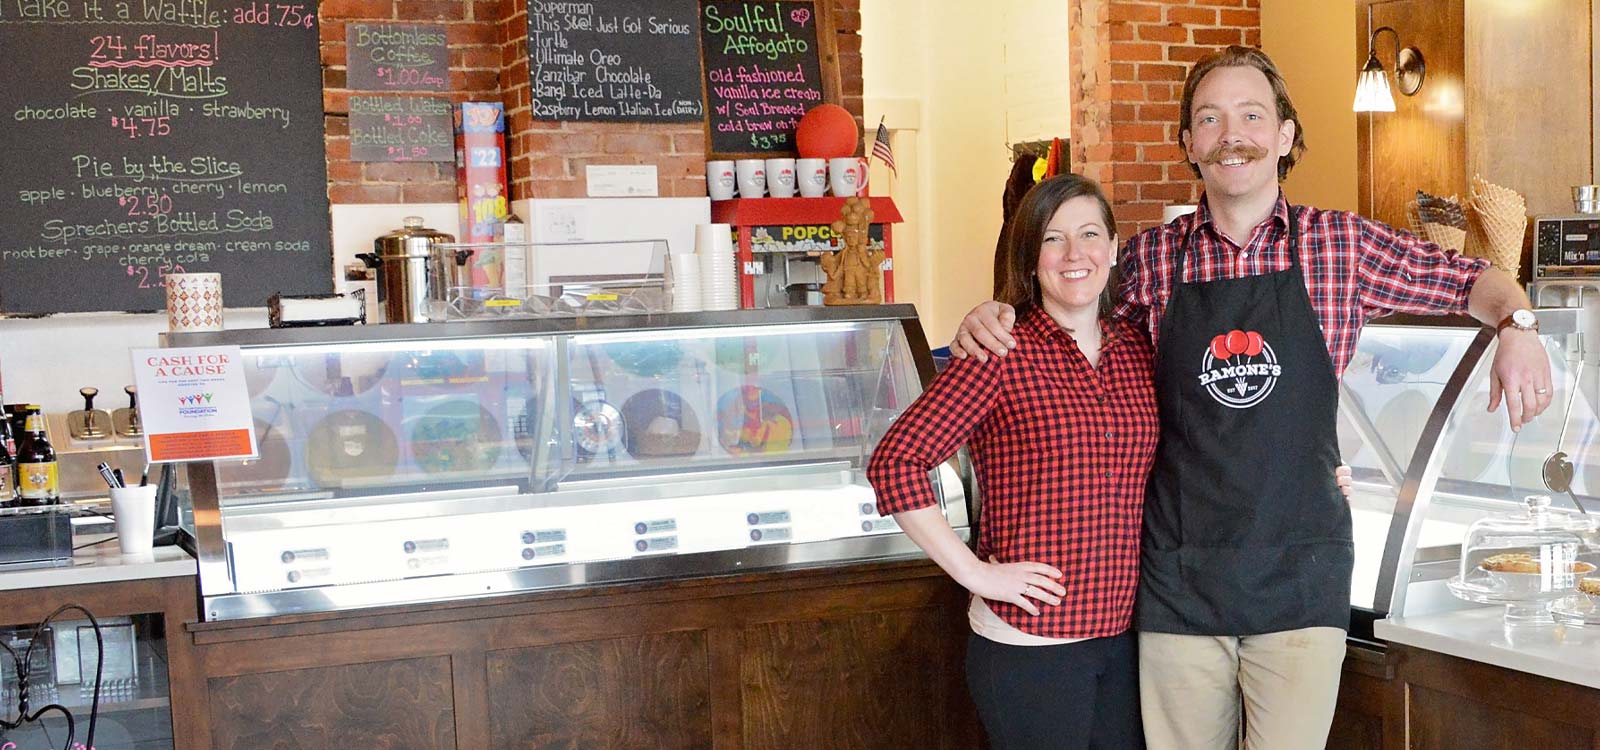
[132,346,257,463]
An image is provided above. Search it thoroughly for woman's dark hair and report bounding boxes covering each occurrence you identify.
[995,174,1119,319]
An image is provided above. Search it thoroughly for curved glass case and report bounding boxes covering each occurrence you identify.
[164,306,967,621]
[1339,308,1599,635]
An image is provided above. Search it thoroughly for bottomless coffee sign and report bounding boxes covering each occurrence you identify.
[131,346,259,463]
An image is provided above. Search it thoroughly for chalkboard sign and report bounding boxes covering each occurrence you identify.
[346,22,449,91]
[350,95,455,162]
[700,0,838,155]
[0,0,333,314]
[527,0,705,122]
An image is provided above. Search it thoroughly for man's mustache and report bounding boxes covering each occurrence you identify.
[1200,143,1270,165]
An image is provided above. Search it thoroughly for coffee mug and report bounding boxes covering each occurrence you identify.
[828,157,869,198]
[166,272,224,332]
[735,159,767,198]
[797,158,828,197]
[765,158,797,198]
[706,160,736,200]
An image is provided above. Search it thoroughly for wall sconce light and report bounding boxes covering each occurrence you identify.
[1353,25,1425,112]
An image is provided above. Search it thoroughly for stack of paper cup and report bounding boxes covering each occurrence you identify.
[696,224,739,311]
[669,252,702,312]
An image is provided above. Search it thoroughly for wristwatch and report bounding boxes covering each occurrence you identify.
[1495,309,1539,334]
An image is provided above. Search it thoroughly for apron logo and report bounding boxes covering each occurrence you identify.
[1198,329,1281,409]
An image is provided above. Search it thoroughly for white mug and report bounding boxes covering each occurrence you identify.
[828,157,870,198]
[706,160,736,200]
[797,158,828,197]
[735,159,767,198]
[765,158,797,198]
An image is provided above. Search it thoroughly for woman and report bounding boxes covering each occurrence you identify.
[867,174,1154,749]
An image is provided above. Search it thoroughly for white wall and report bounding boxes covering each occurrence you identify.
[1001,0,1073,145]
[863,0,1061,340]
[0,203,456,415]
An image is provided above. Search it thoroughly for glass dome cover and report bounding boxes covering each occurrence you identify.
[1446,495,1598,624]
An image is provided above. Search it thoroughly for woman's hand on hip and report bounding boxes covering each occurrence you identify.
[958,556,1066,616]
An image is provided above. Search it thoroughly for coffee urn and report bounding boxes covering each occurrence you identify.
[358,217,465,324]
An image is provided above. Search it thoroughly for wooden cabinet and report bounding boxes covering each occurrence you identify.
[182,560,981,750]
[0,574,204,750]
[1329,641,1600,750]
[1356,0,1593,236]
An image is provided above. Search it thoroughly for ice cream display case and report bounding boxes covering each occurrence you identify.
[1336,307,1600,635]
[163,305,967,621]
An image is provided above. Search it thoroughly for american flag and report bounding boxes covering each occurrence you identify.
[871,117,896,174]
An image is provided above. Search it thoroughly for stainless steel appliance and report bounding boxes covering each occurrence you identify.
[1533,214,1600,280]
[358,217,464,323]
[162,306,968,621]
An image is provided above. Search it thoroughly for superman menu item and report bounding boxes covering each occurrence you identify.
[526,0,704,122]
[349,95,454,163]
[0,0,332,314]
[700,0,831,154]
[345,22,448,91]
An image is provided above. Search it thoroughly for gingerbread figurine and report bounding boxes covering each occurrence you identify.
[821,197,884,305]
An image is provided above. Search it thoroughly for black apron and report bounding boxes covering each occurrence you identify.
[1137,208,1352,635]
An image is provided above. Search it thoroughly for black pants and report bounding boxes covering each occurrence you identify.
[965,630,1145,750]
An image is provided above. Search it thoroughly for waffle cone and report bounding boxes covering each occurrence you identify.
[1421,222,1466,252]
[1464,176,1526,276]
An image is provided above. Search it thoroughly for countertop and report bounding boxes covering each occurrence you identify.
[1377,607,1600,690]
[0,543,195,592]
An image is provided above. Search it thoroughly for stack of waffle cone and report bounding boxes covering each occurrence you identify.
[1464,175,1526,277]
[1409,190,1467,252]
[1421,222,1467,252]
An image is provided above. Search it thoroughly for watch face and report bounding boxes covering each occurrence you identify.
[1514,309,1537,328]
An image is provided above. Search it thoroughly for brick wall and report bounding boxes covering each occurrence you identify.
[320,0,505,204]
[500,0,864,201]
[1070,0,1260,238]
[319,0,861,204]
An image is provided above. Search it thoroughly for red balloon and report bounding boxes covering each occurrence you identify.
[1209,335,1231,361]
[1225,330,1249,355]
[795,104,860,159]
[1244,331,1264,357]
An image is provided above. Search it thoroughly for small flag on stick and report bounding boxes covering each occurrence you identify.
[871,116,896,174]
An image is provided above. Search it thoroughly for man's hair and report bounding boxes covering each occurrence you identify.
[995,174,1119,319]
[1178,45,1307,180]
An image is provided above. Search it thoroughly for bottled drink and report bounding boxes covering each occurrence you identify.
[16,407,59,506]
[0,401,14,507]
[0,432,13,509]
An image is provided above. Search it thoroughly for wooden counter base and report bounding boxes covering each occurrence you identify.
[183,559,981,750]
[1330,641,1600,749]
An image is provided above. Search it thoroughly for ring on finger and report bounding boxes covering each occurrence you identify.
[1536,387,1550,395]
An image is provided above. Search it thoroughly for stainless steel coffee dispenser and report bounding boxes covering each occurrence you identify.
[358,217,465,323]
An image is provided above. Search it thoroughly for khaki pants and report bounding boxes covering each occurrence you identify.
[1139,627,1345,750]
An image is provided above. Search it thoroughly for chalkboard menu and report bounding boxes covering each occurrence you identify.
[700,0,833,155]
[527,0,705,122]
[346,22,449,91]
[0,0,332,314]
[350,96,455,162]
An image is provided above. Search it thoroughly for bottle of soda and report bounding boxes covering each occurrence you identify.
[16,406,59,506]
[0,400,14,507]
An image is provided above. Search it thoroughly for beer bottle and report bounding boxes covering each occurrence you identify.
[16,407,59,506]
[0,401,14,507]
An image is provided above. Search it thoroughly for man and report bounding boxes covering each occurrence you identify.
[949,46,1551,750]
